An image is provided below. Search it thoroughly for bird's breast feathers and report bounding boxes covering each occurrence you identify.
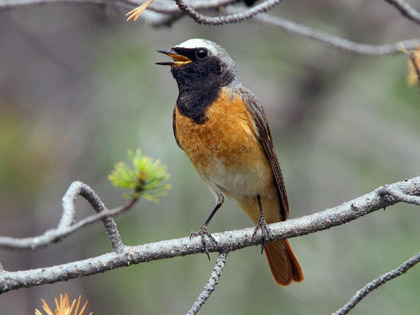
[174,87,274,200]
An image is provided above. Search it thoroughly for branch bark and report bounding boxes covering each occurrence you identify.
[0,176,419,294]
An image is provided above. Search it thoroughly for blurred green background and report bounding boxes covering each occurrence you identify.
[0,1,419,314]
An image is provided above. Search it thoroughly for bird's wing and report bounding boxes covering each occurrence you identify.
[239,87,289,220]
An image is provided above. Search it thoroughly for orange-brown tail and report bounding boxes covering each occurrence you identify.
[264,239,304,286]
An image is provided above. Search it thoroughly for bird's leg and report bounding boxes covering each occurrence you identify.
[252,194,272,254]
[190,193,224,260]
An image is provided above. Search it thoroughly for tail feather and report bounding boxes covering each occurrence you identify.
[264,239,304,286]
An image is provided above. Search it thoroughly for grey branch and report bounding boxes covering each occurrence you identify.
[186,251,229,315]
[248,12,420,56]
[0,181,137,251]
[2,0,420,56]
[0,177,419,294]
[333,251,420,315]
[383,0,420,24]
[173,0,283,25]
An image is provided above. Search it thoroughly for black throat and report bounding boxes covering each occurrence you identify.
[171,53,235,124]
[175,79,221,124]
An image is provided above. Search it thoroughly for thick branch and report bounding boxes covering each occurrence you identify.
[0,177,418,294]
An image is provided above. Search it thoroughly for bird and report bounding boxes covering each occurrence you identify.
[156,39,304,286]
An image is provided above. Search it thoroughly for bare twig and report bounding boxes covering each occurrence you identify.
[186,251,229,315]
[0,177,418,294]
[174,0,283,25]
[125,0,236,14]
[383,0,420,24]
[0,181,138,252]
[333,251,420,315]
[241,10,420,56]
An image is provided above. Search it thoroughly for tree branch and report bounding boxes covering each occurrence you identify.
[169,1,420,56]
[383,0,420,24]
[247,12,420,56]
[186,251,229,315]
[173,0,283,25]
[333,251,420,315]
[0,181,138,251]
[0,177,418,294]
[2,0,420,56]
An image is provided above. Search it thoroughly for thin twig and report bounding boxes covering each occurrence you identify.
[174,0,283,24]
[247,11,420,56]
[124,0,236,14]
[0,177,419,293]
[171,1,420,55]
[383,0,420,24]
[333,251,420,315]
[186,251,229,315]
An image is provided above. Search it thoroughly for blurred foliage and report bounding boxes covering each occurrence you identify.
[0,1,419,315]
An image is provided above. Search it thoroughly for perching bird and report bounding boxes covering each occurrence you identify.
[157,39,304,286]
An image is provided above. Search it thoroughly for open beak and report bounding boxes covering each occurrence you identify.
[156,49,192,67]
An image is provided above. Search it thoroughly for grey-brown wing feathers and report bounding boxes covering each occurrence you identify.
[239,87,289,220]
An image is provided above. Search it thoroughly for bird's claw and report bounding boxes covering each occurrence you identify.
[190,225,218,260]
[252,215,272,254]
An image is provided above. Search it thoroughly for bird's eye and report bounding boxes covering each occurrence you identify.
[196,48,208,59]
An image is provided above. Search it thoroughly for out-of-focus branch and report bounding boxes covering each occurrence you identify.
[248,12,420,56]
[2,0,420,56]
[0,177,419,294]
[333,251,420,315]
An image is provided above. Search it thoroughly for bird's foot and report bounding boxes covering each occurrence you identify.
[252,215,272,254]
[190,225,218,260]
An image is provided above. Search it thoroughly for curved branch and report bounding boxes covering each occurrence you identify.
[134,0,236,14]
[173,0,283,25]
[333,251,420,315]
[0,177,418,294]
[0,181,138,251]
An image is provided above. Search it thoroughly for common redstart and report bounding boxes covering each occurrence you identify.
[157,39,304,286]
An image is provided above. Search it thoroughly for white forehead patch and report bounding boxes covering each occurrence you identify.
[175,38,218,55]
[176,38,208,48]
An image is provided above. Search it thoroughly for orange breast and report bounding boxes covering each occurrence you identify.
[174,87,275,204]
